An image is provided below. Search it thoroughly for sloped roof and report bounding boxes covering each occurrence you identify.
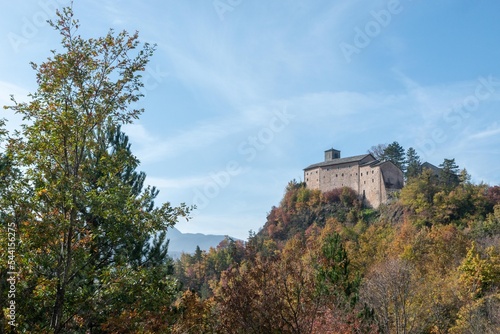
[421,161,441,174]
[304,154,375,170]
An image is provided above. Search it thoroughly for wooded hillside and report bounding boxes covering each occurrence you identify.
[172,167,500,333]
[1,5,498,333]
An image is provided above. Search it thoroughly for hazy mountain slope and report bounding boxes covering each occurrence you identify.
[166,227,229,257]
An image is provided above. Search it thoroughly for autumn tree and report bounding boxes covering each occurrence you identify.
[214,255,284,333]
[400,169,440,226]
[452,242,500,333]
[360,258,431,334]
[0,119,23,330]
[213,236,325,334]
[2,6,189,333]
[171,290,217,334]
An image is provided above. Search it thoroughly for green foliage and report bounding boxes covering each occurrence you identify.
[171,172,500,333]
[381,141,406,171]
[261,183,362,242]
[0,5,190,332]
[400,169,439,226]
[315,232,360,308]
[405,147,422,180]
[450,292,500,334]
[4,36,500,334]
[470,204,500,238]
[175,237,245,299]
[211,234,374,333]
[439,158,460,190]
[458,242,500,298]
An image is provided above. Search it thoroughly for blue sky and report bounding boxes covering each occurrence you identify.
[1,0,500,239]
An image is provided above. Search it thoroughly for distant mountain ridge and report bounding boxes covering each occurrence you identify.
[166,227,230,259]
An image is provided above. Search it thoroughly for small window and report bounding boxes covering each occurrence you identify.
[364,181,366,184]
[361,173,363,176]
[342,173,344,177]
[372,179,374,183]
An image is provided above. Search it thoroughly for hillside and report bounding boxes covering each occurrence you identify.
[167,227,231,258]
[171,168,500,333]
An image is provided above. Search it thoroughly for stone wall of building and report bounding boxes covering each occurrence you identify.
[359,164,384,207]
[306,163,384,207]
[305,168,321,189]
[380,162,404,190]
[304,149,403,208]
[319,163,360,192]
[304,150,404,208]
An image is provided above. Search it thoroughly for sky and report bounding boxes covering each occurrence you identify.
[1,0,500,240]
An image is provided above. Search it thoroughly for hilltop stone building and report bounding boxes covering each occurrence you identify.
[304,148,404,208]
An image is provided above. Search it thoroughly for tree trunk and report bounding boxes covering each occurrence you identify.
[51,208,75,333]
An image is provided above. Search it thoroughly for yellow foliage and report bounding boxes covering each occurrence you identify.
[458,242,500,297]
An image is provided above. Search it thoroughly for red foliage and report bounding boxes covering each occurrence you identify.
[486,185,500,206]
[265,206,289,239]
[322,188,343,203]
[312,307,378,334]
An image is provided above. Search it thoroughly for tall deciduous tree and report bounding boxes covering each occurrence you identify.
[368,144,387,161]
[360,258,430,334]
[2,6,189,333]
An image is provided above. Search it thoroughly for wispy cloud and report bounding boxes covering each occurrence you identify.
[468,122,500,140]
[147,175,214,190]
[126,115,257,163]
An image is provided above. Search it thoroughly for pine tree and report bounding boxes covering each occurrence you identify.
[405,147,422,180]
[2,6,189,332]
[439,158,460,190]
[382,141,406,171]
